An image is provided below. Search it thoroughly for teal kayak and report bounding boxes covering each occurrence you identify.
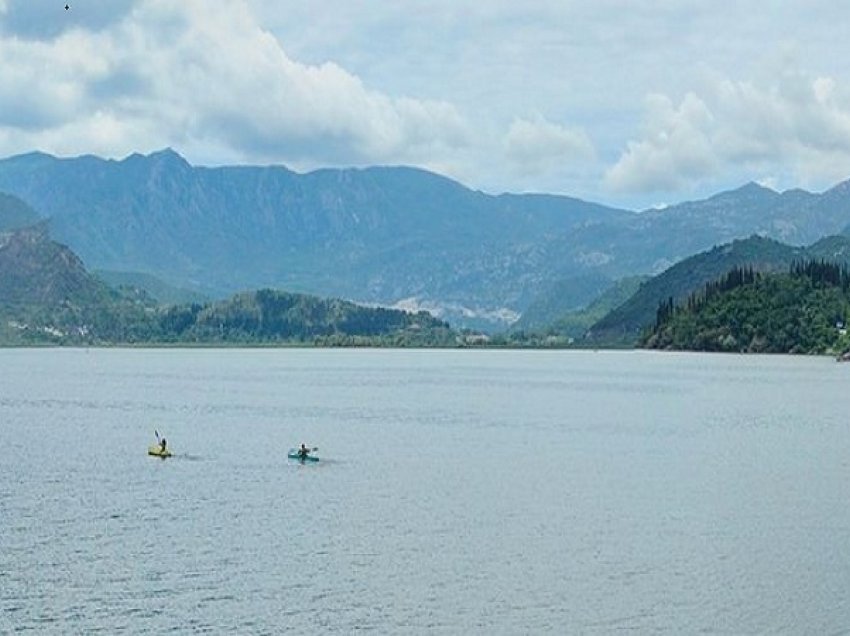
[288,449,319,462]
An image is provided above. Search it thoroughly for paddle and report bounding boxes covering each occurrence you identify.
[154,430,168,454]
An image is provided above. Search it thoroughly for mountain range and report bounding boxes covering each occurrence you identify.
[3,149,850,331]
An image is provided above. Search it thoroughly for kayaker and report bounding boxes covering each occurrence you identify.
[160,437,167,453]
[298,443,310,459]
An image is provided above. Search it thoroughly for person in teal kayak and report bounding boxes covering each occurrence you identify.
[298,443,310,459]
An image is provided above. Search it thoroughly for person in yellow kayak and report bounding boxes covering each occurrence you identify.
[159,437,167,453]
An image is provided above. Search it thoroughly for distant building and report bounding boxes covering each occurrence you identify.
[461,333,490,345]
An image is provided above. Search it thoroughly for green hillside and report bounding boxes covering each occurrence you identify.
[546,276,648,341]
[157,289,455,346]
[588,235,818,344]
[642,261,850,355]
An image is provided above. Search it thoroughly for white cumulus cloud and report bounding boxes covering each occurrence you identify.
[0,0,474,170]
[607,69,850,195]
[605,92,716,192]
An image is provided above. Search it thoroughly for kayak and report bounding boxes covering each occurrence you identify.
[288,449,319,462]
[148,445,172,458]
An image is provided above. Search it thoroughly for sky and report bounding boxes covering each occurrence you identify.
[2,1,850,210]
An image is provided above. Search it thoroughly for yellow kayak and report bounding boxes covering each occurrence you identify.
[148,445,172,458]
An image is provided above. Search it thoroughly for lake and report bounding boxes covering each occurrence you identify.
[1,348,849,633]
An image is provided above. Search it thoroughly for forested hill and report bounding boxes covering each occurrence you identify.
[587,235,804,344]
[587,234,850,344]
[642,261,850,355]
[156,289,455,346]
[0,225,456,346]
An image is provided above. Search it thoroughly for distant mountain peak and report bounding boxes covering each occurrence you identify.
[824,177,850,197]
[711,181,778,202]
[5,150,56,167]
[117,148,192,178]
[123,147,190,166]
[740,180,775,192]
[149,147,184,161]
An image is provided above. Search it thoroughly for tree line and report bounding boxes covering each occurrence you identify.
[644,260,850,354]
[0,288,458,347]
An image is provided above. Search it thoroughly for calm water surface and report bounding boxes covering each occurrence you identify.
[1,348,849,633]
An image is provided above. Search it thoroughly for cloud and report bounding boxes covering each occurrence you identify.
[606,70,850,194]
[605,92,717,192]
[503,115,595,177]
[0,28,119,131]
[0,0,473,170]
[136,1,472,163]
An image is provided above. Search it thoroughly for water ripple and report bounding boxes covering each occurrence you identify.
[2,349,849,632]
